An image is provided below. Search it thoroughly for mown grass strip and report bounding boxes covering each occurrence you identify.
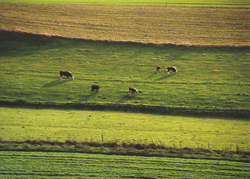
[0,151,249,178]
[0,2,249,46]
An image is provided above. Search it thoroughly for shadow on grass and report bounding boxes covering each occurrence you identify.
[118,92,140,104]
[148,72,158,78]
[79,91,101,101]
[156,73,175,80]
[41,79,69,88]
[148,71,176,80]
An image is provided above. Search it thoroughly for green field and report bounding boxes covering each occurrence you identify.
[1,151,249,178]
[1,31,249,112]
[1,107,249,151]
[0,0,250,7]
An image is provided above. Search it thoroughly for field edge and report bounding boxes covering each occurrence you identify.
[0,100,248,119]
[1,140,249,162]
[1,29,249,48]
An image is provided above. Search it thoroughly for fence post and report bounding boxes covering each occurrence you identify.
[236,144,239,152]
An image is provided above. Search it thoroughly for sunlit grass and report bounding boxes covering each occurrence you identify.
[0,107,249,151]
[0,2,249,46]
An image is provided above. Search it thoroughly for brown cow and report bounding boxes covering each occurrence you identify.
[167,66,177,74]
[128,87,138,95]
[156,66,161,73]
[60,71,74,80]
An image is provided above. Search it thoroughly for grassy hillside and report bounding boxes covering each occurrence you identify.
[0,0,249,7]
[1,151,249,178]
[0,31,249,114]
[1,31,249,113]
[0,2,249,46]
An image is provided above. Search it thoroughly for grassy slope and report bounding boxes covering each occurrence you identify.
[0,0,250,7]
[1,31,249,112]
[1,107,249,151]
[0,2,249,46]
[1,151,249,178]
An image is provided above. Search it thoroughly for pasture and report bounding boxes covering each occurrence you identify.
[0,31,249,112]
[0,107,249,151]
[1,151,249,178]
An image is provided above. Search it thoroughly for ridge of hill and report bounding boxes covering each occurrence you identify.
[0,2,249,47]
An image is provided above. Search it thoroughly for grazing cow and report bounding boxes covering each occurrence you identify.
[128,87,138,95]
[156,66,161,73]
[167,66,177,74]
[60,71,74,80]
[91,85,100,92]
